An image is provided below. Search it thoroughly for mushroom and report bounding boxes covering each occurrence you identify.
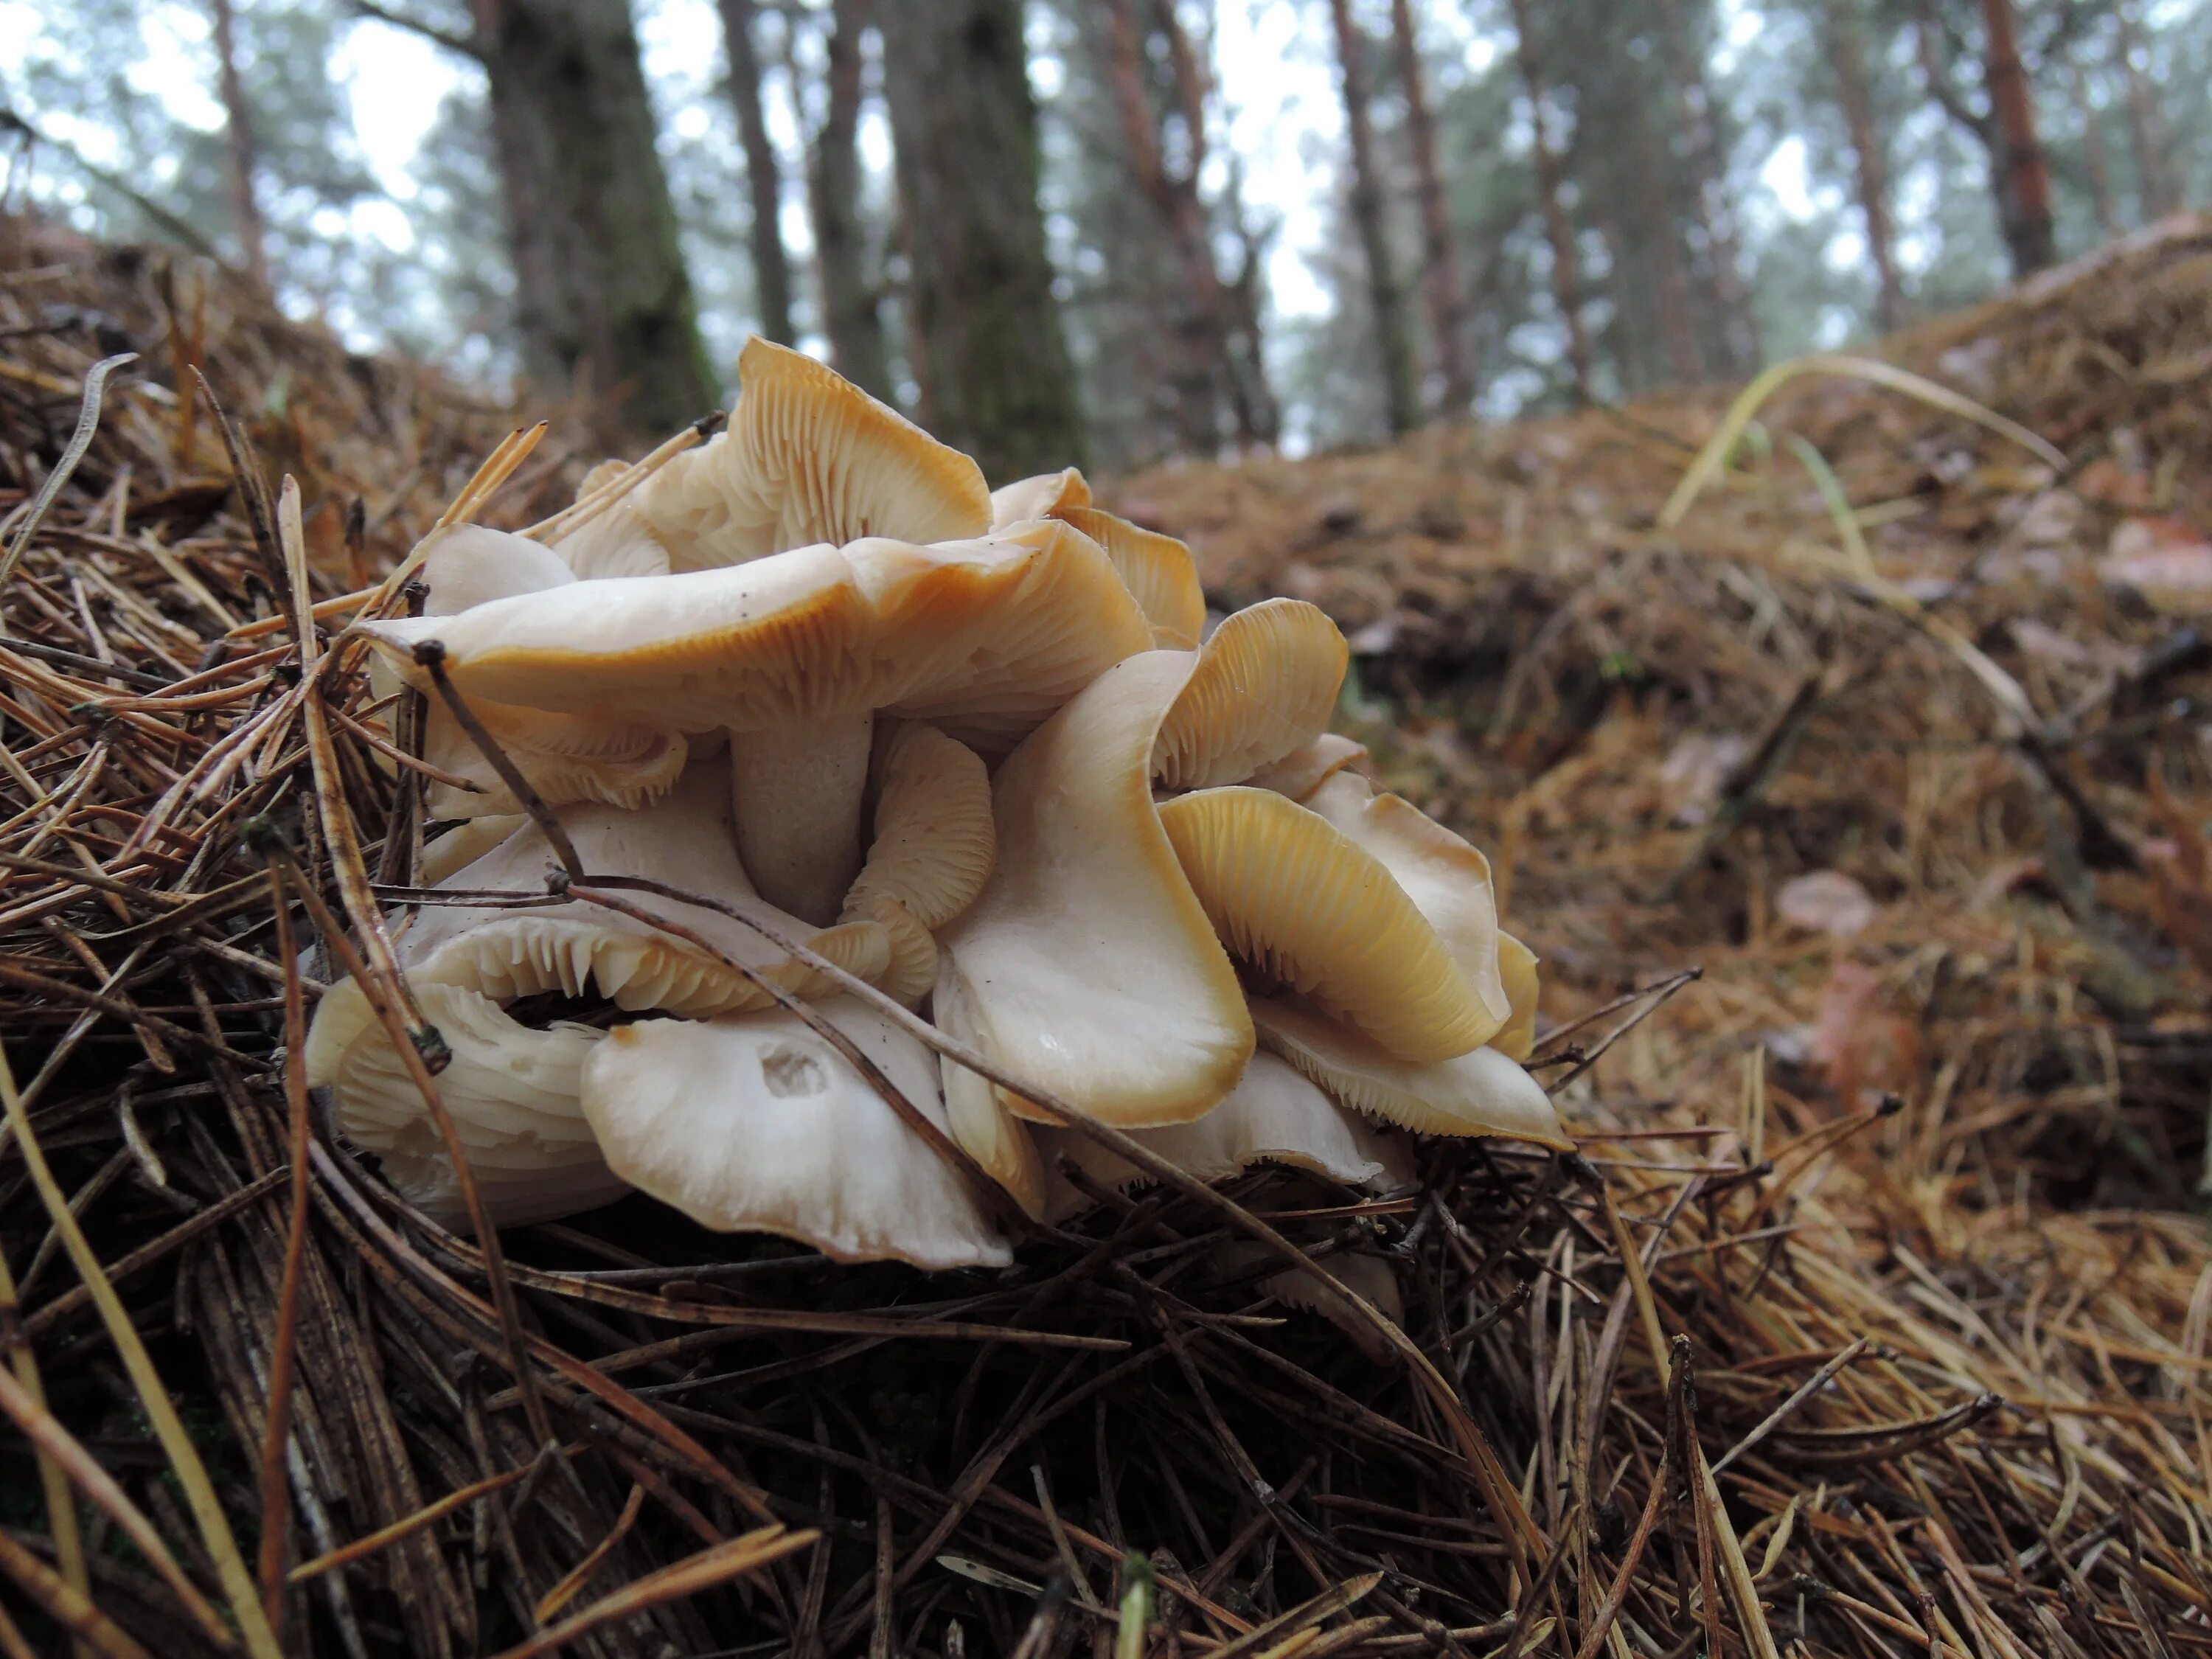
[639,337,991,568]
[988,467,1090,529]
[1248,997,1566,1146]
[356,519,1151,925]
[546,460,675,580]
[933,651,1254,1214]
[1214,1244,1408,1363]
[1244,733,1369,801]
[1492,933,1542,1062]
[1036,1051,1411,1220]
[1154,787,1503,1062]
[578,998,1010,1269]
[1053,507,1206,650]
[836,723,996,1007]
[307,762,900,1219]
[1152,599,1349,790]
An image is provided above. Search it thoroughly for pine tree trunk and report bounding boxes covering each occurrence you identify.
[1826,1,1905,332]
[1506,0,1592,403]
[2112,0,2177,219]
[206,0,267,288]
[2070,55,2121,237]
[1978,0,2057,275]
[878,0,1085,479]
[1325,0,1421,437]
[1390,0,1472,417]
[810,0,893,397]
[718,0,796,344]
[1653,0,1759,375]
[472,0,717,438]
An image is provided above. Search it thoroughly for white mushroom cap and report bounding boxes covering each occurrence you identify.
[1492,933,1541,1062]
[639,337,991,568]
[322,981,628,1230]
[1250,997,1568,1147]
[1219,1246,1407,1363]
[934,651,1253,1213]
[579,999,1012,1270]
[1152,599,1349,790]
[1244,734,1370,802]
[547,462,675,580]
[1036,1051,1411,1221]
[419,815,526,886]
[1299,772,1512,1031]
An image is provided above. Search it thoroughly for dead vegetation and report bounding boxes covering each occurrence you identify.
[1,205,2209,1658]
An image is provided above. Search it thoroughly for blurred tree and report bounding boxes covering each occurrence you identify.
[717,0,796,345]
[1913,0,2060,276]
[205,0,266,288]
[1389,0,1472,417]
[879,0,1085,479]
[1823,0,1906,330]
[807,0,894,397]
[1326,0,1421,434]
[2112,0,2179,218]
[1505,0,1593,403]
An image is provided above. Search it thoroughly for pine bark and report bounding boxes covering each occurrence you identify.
[1826,1,1905,331]
[2112,0,2177,219]
[809,0,892,397]
[470,0,717,438]
[1506,0,1591,403]
[1389,0,1472,417]
[719,0,796,344]
[878,0,1085,479]
[1977,0,2058,274]
[206,0,267,288]
[1325,0,1421,436]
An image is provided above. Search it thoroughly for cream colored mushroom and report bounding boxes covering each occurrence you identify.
[1244,734,1369,801]
[1152,599,1349,790]
[546,460,675,580]
[639,337,991,568]
[1154,787,1503,1062]
[988,467,1090,529]
[357,521,1152,925]
[579,999,1010,1269]
[1492,933,1542,1062]
[933,651,1253,1215]
[1053,507,1206,650]
[1036,1052,1411,1221]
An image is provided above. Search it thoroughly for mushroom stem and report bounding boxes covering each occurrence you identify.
[727,711,874,925]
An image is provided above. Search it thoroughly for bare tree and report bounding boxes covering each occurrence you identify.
[2070,52,2121,237]
[807,0,893,396]
[1506,0,1592,403]
[1324,0,1420,436]
[206,0,267,288]
[878,0,1085,478]
[2112,0,2178,219]
[718,0,796,344]
[1388,0,1472,417]
[1916,0,2059,276]
[1824,0,1905,330]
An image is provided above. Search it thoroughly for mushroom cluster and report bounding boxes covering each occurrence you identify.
[307,340,1566,1271]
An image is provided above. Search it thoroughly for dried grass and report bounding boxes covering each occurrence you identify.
[1,205,2208,1658]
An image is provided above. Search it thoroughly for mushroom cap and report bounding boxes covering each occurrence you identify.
[318,980,628,1231]
[579,999,1012,1269]
[845,723,995,930]
[1053,507,1206,650]
[1152,599,1349,790]
[422,699,688,821]
[639,337,990,568]
[1228,1247,1406,1363]
[547,489,675,581]
[413,523,577,616]
[1155,787,1500,1062]
[356,522,1153,757]
[1244,734,1369,802]
[1492,932,1541,1062]
[1251,996,1569,1147]
[1300,772,1512,1030]
[934,650,1254,1163]
[419,815,526,886]
[1037,1051,1411,1219]
[988,467,1091,529]
[391,763,893,1020]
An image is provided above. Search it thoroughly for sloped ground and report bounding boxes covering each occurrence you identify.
[0,207,2208,1658]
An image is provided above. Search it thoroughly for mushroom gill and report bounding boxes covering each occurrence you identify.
[1152,599,1349,790]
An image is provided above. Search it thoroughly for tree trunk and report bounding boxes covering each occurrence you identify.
[1826,1,1905,332]
[206,0,267,288]
[1653,0,1759,375]
[1389,0,1472,418]
[877,0,1085,479]
[1506,0,1591,403]
[809,0,893,397]
[718,0,796,344]
[2112,0,2177,219]
[1627,89,1701,386]
[1099,0,1227,453]
[1219,153,1283,448]
[1324,0,1420,437]
[2070,54,2120,237]
[471,0,717,439]
[1977,0,2057,275]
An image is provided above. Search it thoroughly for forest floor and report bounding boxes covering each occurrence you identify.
[1,208,2210,1658]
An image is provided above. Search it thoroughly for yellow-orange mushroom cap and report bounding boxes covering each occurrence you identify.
[1492,933,1542,1062]
[1053,506,1206,650]
[1152,599,1349,790]
[1155,786,1498,1062]
[988,467,1091,529]
[639,336,991,568]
